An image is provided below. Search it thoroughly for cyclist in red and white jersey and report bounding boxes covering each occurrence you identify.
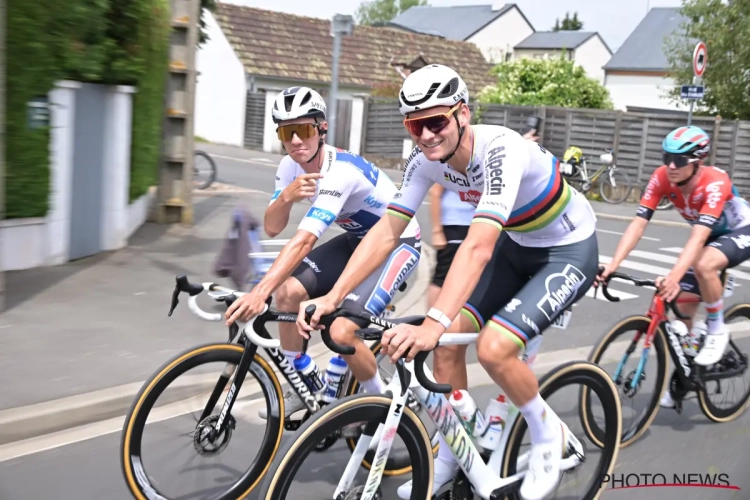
[297,64,599,500]
[600,125,750,372]
[225,86,421,418]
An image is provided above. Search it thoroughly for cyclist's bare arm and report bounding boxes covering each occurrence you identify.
[606,216,648,272]
[265,172,322,237]
[429,184,446,246]
[264,194,295,237]
[252,229,319,298]
[327,214,411,304]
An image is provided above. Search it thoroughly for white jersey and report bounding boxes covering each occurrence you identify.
[388,124,596,247]
[440,189,474,226]
[270,145,420,239]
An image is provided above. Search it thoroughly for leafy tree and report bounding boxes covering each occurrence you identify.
[199,0,217,46]
[477,55,613,109]
[355,0,429,26]
[553,12,583,31]
[664,0,750,120]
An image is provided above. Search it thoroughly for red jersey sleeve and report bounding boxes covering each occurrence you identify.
[696,168,732,227]
[637,166,668,220]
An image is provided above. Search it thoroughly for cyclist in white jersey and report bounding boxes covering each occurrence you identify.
[225,86,421,418]
[296,65,599,500]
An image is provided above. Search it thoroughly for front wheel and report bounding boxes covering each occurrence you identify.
[503,361,622,500]
[580,316,668,448]
[120,343,285,500]
[194,150,217,189]
[257,395,434,500]
[343,342,439,476]
[599,168,632,204]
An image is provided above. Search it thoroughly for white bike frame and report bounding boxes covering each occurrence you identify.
[333,325,582,500]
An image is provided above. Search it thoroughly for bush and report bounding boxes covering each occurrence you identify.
[477,55,613,110]
[5,0,170,217]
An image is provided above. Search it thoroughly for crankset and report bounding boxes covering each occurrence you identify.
[445,471,473,500]
[669,370,693,414]
[193,414,236,456]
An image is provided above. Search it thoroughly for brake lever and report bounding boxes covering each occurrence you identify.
[168,284,180,317]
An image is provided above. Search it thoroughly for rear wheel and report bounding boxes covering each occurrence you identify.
[599,168,632,204]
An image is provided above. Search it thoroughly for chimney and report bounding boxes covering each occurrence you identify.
[492,2,507,11]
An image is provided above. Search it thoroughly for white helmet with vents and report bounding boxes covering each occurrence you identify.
[272,86,327,124]
[398,64,469,116]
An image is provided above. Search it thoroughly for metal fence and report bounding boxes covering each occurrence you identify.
[361,98,750,195]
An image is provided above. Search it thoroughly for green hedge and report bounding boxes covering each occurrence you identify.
[6,0,170,218]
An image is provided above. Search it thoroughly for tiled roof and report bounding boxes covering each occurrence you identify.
[604,8,689,72]
[213,2,496,96]
[385,4,517,41]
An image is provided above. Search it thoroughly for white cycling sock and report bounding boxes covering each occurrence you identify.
[519,393,558,444]
[282,350,301,367]
[705,300,725,334]
[359,374,386,394]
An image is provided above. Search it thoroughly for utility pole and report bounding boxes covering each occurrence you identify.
[0,0,6,312]
[328,14,354,148]
[155,0,201,225]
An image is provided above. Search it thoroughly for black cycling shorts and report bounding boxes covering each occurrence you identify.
[678,223,750,296]
[459,231,599,350]
[291,232,421,327]
[431,225,470,288]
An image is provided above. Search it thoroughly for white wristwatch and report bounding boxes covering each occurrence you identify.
[427,307,452,330]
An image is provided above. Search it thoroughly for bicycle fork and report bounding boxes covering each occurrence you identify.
[613,329,652,394]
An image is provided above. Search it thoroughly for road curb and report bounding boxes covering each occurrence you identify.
[595,211,690,228]
[0,245,435,446]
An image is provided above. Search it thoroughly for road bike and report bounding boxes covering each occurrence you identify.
[258,304,622,500]
[194,150,217,189]
[581,270,750,448]
[120,275,438,500]
[559,149,633,204]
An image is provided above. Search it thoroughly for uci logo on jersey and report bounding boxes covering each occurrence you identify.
[444,172,469,187]
[364,195,383,209]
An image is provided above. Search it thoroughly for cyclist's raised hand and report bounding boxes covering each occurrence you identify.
[284,173,323,202]
[296,294,338,339]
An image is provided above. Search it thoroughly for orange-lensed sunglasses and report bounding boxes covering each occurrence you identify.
[403,103,462,136]
[276,123,319,142]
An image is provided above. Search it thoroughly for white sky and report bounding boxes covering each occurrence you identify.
[230,0,684,51]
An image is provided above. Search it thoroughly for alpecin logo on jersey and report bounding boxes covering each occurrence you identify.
[536,264,586,321]
[486,146,506,196]
[459,190,482,205]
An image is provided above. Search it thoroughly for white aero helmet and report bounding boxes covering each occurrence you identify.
[272,86,327,124]
[398,64,469,116]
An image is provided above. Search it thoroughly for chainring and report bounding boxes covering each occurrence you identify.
[342,484,382,500]
[448,472,473,500]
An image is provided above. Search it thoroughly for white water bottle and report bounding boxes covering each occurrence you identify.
[669,320,691,354]
[449,390,485,435]
[476,394,510,451]
[322,355,348,403]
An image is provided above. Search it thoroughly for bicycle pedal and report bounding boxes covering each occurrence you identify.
[284,419,302,431]
[489,482,520,499]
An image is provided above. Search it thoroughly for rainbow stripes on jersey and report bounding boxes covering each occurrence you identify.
[386,202,415,222]
[472,156,572,233]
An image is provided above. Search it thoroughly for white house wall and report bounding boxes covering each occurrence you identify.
[468,8,533,63]
[195,11,246,147]
[573,37,610,83]
[605,74,688,112]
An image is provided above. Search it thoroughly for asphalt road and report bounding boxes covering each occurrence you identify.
[1,148,749,499]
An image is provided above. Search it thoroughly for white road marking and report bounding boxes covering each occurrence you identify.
[629,250,750,280]
[597,228,660,241]
[662,247,750,271]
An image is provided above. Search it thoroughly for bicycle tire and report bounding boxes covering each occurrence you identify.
[343,341,440,476]
[502,361,622,500]
[599,169,633,204]
[257,395,434,500]
[194,150,217,190]
[697,302,750,422]
[580,316,668,448]
[120,343,284,500]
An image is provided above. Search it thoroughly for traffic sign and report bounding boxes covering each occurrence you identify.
[693,41,707,77]
[681,85,704,100]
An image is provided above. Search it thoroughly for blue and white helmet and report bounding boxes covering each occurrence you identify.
[662,125,711,159]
